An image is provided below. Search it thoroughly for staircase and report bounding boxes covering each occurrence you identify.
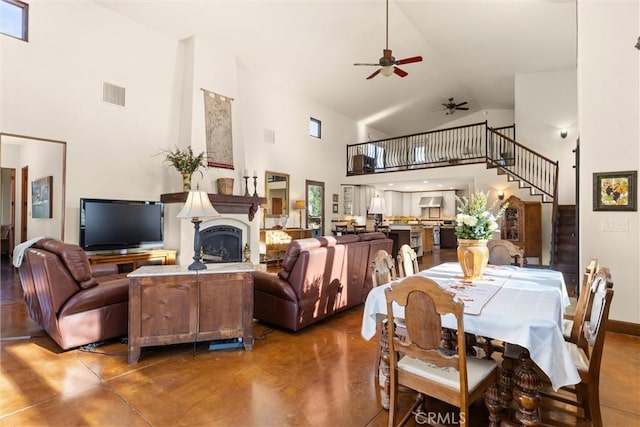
[554,205,578,293]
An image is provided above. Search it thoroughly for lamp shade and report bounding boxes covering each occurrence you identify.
[369,195,386,214]
[294,200,306,210]
[177,190,219,219]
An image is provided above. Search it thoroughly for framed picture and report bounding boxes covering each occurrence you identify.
[32,176,53,218]
[332,203,339,214]
[332,193,339,203]
[593,170,637,211]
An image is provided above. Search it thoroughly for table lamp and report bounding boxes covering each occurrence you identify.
[177,190,219,270]
[369,195,386,231]
[294,200,306,228]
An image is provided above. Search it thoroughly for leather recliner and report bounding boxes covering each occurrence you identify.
[253,232,393,331]
[17,238,129,350]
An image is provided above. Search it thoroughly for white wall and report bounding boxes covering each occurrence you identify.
[1,1,181,246]
[578,1,640,324]
[0,1,371,258]
[515,69,578,204]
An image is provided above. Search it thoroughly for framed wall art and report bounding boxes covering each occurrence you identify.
[332,193,339,203]
[592,170,637,211]
[32,176,53,218]
[332,203,339,214]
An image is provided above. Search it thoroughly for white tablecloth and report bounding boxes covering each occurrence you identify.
[361,262,580,391]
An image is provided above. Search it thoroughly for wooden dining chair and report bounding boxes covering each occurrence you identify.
[397,244,419,277]
[487,239,524,267]
[371,249,397,287]
[371,249,399,409]
[354,224,368,234]
[385,275,499,427]
[540,267,614,426]
[563,258,599,343]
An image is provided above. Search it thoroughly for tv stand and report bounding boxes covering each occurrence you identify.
[87,249,176,273]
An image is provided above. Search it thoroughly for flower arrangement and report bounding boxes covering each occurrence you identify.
[161,145,208,176]
[454,191,507,240]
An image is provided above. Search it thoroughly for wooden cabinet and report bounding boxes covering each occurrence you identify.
[422,227,434,254]
[87,249,176,273]
[502,195,542,263]
[127,263,254,364]
[439,227,457,249]
[352,154,375,174]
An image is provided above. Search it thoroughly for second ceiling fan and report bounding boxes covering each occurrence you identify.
[353,0,422,80]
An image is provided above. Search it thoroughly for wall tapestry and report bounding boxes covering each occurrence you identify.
[203,88,234,170]
[32,176,53,218]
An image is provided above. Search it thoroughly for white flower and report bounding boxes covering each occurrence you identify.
[463,215,478,227]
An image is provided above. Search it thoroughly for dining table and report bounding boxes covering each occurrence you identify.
[361,262,580,426]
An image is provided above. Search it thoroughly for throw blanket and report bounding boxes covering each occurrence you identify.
[12,236,58,268]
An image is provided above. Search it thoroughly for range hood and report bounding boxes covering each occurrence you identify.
[418,196,443,207]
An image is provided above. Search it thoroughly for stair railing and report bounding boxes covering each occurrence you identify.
[346,121,488,175]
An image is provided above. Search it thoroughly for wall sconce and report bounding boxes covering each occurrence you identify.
[497,190,505,201]
[560,128,568,139]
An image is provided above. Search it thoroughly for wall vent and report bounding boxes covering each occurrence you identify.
[264,128,275,144]
[102,82,125,106]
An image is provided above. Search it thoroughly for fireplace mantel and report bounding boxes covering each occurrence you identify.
[160,192,267,221]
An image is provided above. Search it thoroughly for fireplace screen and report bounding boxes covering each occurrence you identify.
[201,225,242,263]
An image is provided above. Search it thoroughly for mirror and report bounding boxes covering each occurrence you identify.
[306,179,325,237]
[0,133,67,252]
[264,171,289,226]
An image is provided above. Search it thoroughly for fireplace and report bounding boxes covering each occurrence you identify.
[201,225,242,263]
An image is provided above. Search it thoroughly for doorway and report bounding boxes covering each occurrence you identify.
[305,180,324,237]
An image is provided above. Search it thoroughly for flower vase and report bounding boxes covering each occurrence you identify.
[181,173,192,192]
[457,239,489,280]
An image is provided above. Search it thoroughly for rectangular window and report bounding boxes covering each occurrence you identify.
[309,117,321,139]
[1,0,28,42]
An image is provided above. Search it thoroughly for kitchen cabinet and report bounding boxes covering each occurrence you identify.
[440,227,457,249]
[442,191,457,218]
[341,185,375,216]
[384,191,403,216]
[422,227,434,254]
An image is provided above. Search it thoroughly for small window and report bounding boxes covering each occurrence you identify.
[309,117,321,139]
[1,0,29,42]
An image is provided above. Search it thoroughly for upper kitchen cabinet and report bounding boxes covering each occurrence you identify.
[442,191,457,218]
[341,185,375,216]
[384,191,403,216]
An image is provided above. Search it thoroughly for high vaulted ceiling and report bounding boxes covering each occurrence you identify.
[94,0,576,138]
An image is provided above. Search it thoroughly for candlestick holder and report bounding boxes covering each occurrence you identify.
[252,176,258,197]
[243,176,250,197]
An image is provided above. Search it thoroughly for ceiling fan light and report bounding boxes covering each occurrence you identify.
[381,66,394,77]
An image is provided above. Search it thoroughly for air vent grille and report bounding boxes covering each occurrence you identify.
[264,129,275,144]
[102,82,125,106]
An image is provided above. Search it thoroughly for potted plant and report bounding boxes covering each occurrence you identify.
[161,145,208,191]
[454,191,507,279]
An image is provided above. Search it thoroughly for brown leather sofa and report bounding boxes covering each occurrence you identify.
[17,238,129,350]
[253,232,392,331]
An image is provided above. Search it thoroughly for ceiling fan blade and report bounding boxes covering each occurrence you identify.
[456,107,470,110]
[455,101,468,107]
[395,56,423,65]
[366,69,381,80]
[393,67,408,78]
[354,63,380,66]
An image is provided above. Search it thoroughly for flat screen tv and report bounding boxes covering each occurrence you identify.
[79,198,164,252]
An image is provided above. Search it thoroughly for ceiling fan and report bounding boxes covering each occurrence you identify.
[442,98,469,115]
[353,0,423,80]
